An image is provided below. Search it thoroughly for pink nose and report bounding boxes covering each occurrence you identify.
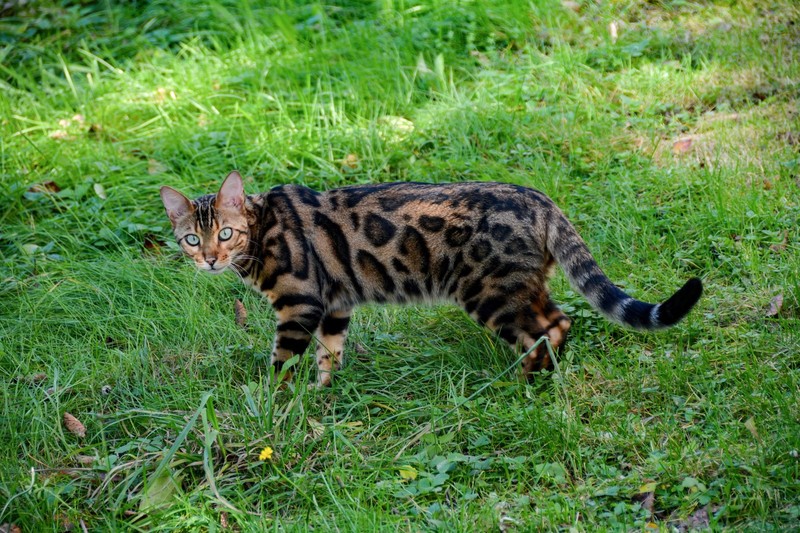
[206,258,217,267]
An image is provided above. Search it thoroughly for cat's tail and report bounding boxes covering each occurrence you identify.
[546,212,702,330]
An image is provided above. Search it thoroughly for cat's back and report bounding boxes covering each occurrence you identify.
[270,180,554,246]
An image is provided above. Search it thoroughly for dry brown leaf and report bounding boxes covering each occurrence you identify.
[672,138,693,155]
[28,181,61,193]
[63,412,86,438]
[340,153,360,172]
[766,294,784,317]
[0,524,22,533]
[632,485,656,515]
[49,130,73,141]
[469,50,491,66]
[220,511,229,529]
[46,386,73,397]
[56,512,75,531]
[75,454,96,465]
[234,299,248,329]
[770,230,788,252]
[744,417,760,440]
[676,505,709,531]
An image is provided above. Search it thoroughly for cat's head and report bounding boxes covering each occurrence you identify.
[160,171,250,274]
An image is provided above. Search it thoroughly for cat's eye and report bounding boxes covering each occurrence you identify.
[184,234,200,246]
[219,227,233,241]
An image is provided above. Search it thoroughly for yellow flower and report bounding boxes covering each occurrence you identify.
[258,446,274,461]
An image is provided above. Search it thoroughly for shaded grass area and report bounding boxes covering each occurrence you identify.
[1,0,799,530]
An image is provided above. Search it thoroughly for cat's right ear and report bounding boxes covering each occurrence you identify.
[160,186,194,227]
[216,170,245,210]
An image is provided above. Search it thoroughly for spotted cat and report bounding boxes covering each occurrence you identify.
[160,171,702,386]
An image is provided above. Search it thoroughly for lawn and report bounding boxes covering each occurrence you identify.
[1,0,798,530]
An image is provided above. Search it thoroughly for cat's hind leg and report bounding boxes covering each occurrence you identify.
[481,297,570,381]
[518,298,571,378]
[314,309,352,387]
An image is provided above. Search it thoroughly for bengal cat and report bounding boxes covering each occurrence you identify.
[160,171,702,387]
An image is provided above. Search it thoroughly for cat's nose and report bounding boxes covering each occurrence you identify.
[207,257,217,267]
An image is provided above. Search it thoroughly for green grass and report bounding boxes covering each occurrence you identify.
[1,0,799,530]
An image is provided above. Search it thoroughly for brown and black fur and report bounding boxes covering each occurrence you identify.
[161,171,702,386]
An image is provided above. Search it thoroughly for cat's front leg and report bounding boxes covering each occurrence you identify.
[314,309,352,387]
[269,296,324,383]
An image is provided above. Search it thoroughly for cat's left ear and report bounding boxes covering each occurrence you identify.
[216,171,245,210]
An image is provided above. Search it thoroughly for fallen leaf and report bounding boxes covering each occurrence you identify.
[770,230,788,252]
[49,130,72,141]
[234,299,248,329]
[744,416,760,440]
[762,178,773,190]
[63,412,86,438]
[11,372,47,386]
[75,454,96,465]
[766,294,783,317]
[676,505,709,531]
[340,153,360,172]
[398,465,417,481]
[46,386,73,397]
[632,490,655,514]
[307,417,325,440]
[220,511,229,529]
[469,50,491,66]
[0,524,21,533]
[143,234,166,251]
[28,180,61,193]
[672,138,693,155]
[93,183,107,199]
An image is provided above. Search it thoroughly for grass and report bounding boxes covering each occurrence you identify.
[1,0,799,530]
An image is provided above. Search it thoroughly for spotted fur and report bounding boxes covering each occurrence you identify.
[161,171,702,386]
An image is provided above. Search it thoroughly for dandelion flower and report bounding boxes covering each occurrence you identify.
[259,446,274,461]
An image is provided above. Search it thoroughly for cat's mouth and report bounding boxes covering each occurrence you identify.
[199,262,229,274]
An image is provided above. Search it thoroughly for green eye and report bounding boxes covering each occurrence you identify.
[219,227,233,241]
[185,234,200,246]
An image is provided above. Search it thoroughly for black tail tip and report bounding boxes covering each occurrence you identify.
[657,277,703,327]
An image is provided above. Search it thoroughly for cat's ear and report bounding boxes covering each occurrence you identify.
[216,171,245,210]
[160,186,194,227]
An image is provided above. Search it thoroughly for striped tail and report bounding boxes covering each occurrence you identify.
[547,213,702,330]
